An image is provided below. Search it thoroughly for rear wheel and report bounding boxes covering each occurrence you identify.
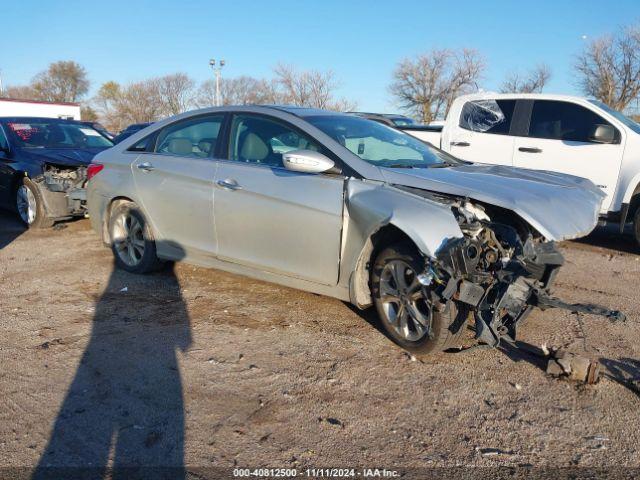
[108,201,162,273]
[371,242,469,356]
[15,178,53,228]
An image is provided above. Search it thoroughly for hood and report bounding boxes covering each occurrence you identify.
[380,163,605,241]
[18,147,107,167]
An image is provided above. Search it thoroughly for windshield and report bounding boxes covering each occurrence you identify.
[588,100,640,135]
[389,116,415,126]
[306,115,457,168]
[5,121,114,149]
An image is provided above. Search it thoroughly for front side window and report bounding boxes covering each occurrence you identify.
[528,100,617,143]
[5,121,113,149]
[155,115,224,158]
[588,99,640,135]
[307,115,459,169]
[459,99,516,135]
[229,115,320,167]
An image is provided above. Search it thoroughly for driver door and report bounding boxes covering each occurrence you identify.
[213,114,345,286]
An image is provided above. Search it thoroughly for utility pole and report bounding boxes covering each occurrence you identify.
[208,59,225,107]
[0,69,4,97]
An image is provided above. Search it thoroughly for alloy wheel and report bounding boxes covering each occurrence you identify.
[16,185,36,225]
[379,260,432,342]
[112,212,146,267]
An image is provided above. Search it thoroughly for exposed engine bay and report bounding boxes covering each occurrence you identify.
[32,163,88,219]
[417,194,625,348]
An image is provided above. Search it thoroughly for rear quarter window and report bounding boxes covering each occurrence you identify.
[459,99,516,135]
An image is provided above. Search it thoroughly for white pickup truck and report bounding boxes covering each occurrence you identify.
[400,93,640,246]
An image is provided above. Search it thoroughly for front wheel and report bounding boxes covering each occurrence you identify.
[15,178,54,228]
[108,201,162,273]
[371,242,469,356]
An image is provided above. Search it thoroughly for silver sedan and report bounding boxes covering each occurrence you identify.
[87,106,605,355]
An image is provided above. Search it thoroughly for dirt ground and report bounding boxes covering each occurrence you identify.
[1,210,639,477]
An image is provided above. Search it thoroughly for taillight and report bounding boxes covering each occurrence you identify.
[87,163,104,181]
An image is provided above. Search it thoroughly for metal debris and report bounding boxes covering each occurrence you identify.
[546,349,601,384]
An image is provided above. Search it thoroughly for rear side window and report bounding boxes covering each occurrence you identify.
[459,99,516,135]
[528,100,617,143]
[154,115,224,158]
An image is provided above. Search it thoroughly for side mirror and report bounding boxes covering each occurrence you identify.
[589,124,616,144]
[282,149,336,174]
[0,146,9,159]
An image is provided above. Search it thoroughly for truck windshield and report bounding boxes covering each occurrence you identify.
[5,121,114,149]
[306,115,458,168]
[588,100,640,134]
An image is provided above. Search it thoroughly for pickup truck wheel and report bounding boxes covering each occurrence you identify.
[108,201,162,274]
[634,207,640,248]
[371,242,469,356]
[15,178,54,229]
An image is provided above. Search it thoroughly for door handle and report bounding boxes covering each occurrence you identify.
[216,179,242,191]
[518,147,543,153]
[137,161,155,172]
[450,141,470,147]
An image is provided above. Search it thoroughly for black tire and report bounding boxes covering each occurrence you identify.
[371,242,469,356]
[15,177,54,229]
[108,201,162,274]
[634,207,640,248]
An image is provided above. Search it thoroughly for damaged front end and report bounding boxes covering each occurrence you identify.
[422,199,625,348]
[32,163,88,219]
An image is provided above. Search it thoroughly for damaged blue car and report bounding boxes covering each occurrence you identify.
[0,117,114,227]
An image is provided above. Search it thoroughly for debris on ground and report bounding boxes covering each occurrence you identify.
[475,447,514,456]
[546,349,601,384]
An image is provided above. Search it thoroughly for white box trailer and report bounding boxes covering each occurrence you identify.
[0,98,81,120]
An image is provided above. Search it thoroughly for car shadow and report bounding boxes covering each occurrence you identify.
[32,249,191,479]
[569,224,639,255]
[0,209,26,250]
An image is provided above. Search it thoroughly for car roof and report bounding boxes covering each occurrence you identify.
[260,105,350,118]
[0,116,84,124]
[456,92,595,103]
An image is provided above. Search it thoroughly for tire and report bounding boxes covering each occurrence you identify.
[634,207,640,248]
[108,201,162,274]
[15,177,54,229]
[371,242,469,356]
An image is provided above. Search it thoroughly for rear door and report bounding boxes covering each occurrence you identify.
[444,98,517,165]
[512,100,624,212]
[131,114,225,256]
[213,113,345,286]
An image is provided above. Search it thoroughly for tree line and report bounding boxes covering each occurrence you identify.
[2,23,639,130]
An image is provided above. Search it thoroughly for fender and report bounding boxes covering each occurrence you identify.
[618,176,640,229]
[341,179,463,307]
[621,174,640,205]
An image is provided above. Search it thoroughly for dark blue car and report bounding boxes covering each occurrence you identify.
[0,117,114,227]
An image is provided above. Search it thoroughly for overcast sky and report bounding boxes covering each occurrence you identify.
[2,0,639,112]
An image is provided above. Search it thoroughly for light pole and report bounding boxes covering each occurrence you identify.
[209,59,225,107]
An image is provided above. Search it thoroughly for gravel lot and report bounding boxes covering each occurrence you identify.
[1,210,639,477]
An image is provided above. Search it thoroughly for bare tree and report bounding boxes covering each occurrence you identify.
[194,76,279,107]
[500,64,551,93]
[80,105,99,122]
[0,84,39,100]
[94,79,164,132]
[31,61,90,103]
[575,25,640,111]
[390,48,485,123]
[273,64,356,111]
[154,73,196,116]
